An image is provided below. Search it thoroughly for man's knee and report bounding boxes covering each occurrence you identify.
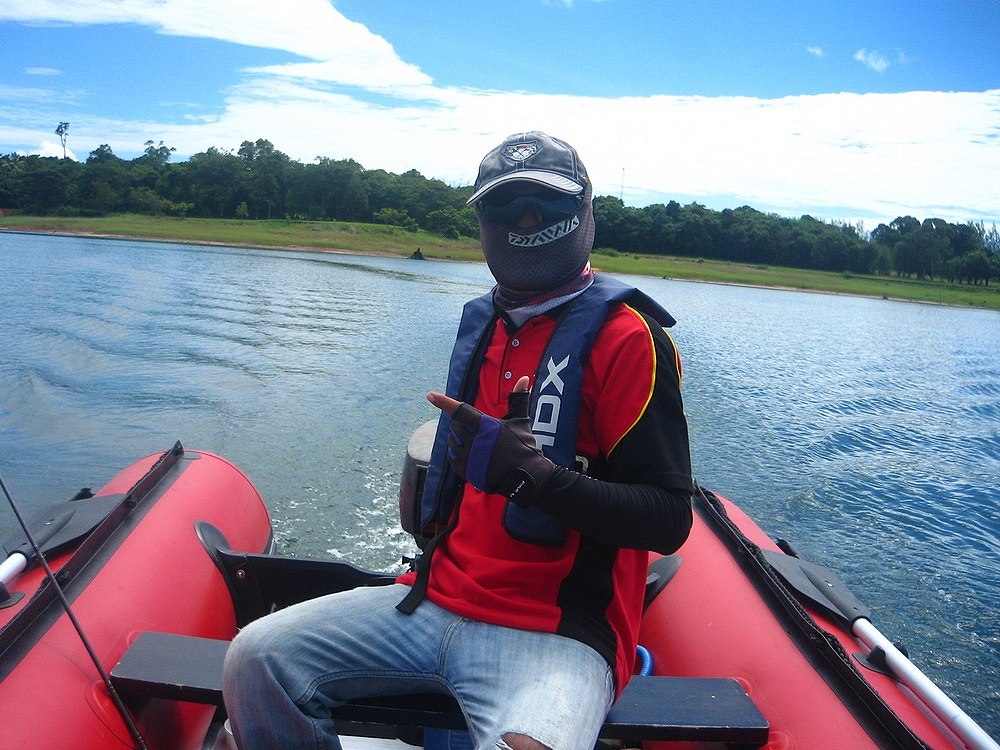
[498,732,550,750]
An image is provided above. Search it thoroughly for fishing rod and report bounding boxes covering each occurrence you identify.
[0,472,148,750]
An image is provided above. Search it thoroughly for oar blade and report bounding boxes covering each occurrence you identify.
[761,548,872,628]
[2,493,126,561]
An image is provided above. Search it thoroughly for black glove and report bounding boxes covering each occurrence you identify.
[446,388,556,506]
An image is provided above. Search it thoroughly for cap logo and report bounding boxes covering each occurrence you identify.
[502,141,539,162]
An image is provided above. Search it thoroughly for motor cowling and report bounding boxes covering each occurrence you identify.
[399,421,437,548]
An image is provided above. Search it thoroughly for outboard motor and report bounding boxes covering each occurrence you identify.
[399,421,436,549]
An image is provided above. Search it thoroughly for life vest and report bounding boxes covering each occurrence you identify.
[419,275,676,545]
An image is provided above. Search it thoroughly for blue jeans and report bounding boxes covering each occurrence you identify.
[223,584,613,750]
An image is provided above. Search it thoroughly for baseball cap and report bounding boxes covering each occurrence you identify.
[466,131,589,206]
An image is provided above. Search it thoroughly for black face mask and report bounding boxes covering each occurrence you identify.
[477,184,595,294]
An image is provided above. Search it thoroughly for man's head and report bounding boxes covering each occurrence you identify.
[468,132,595,294]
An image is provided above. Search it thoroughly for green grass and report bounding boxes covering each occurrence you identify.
[0,213,478,257]
[590,250,1000,310]
[2,213,998,311]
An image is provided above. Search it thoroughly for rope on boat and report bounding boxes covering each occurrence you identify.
[636,645,653,676]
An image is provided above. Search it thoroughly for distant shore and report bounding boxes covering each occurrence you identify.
[0,225,407,258]
[2,215,998,312]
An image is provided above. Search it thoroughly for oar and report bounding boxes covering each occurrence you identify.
[0,505,74,593]
[762,549,999,750]
[1,493,125,590]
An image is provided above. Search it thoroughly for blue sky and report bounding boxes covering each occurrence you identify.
[1,0,998,228]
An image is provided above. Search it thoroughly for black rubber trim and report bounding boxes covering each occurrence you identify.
[0,443,188,680]
[693,486,931,750]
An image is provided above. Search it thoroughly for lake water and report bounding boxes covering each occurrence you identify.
[1,231,998,737]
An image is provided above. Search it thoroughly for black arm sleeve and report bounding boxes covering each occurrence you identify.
[534,468,692,554]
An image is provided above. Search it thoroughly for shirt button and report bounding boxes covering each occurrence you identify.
[504,371,513,380]
[512,339,520,347]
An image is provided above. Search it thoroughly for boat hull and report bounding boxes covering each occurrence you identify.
[0,447,272,750]
[639,489,962,749]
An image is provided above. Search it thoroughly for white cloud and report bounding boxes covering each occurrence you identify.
[0,83,62,102]
[24,67,62,76]
[119,80,995,227]
[246,60,432,95]
[31,139,75,158]
[854,49,890,73]
[806,46,824,58]
[1,0,430,92]
[0,2,997,228]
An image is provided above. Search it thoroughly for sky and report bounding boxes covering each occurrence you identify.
[1,0,998,229]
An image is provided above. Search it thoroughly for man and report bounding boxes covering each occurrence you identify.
[223,131,693,750]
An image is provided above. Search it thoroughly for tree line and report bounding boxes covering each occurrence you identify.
[2,138,997,285]
[594,198,999,285]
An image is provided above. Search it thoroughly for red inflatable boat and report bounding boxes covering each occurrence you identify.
[1,440,995,750]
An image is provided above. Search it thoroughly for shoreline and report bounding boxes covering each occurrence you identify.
[0,226,405,258]
[3,226,996,313]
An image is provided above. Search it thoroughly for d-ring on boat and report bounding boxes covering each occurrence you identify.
[1,437,996,750]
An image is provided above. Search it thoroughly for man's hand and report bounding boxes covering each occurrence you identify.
[427,376,555,506]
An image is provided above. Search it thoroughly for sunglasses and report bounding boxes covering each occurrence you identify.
[476,189,583,226]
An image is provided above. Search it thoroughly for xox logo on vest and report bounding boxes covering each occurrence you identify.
[531,354,590,474]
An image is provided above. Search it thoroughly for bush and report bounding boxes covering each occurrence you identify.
[374,207,419,232]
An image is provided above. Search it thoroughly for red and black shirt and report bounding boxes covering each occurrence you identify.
[400,294,693,693]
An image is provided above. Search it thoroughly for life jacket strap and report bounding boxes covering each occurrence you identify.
[395,507,460,614]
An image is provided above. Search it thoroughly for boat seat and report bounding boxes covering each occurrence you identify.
[644,553,682,610]
[111,631,769,748]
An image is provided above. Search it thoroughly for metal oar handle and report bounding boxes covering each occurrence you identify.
[0,552,28,607]
[852,618,999,750]
[0,552,27,588]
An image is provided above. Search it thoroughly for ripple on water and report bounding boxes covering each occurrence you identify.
[816,393,935,419]
[2,235,998,738]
